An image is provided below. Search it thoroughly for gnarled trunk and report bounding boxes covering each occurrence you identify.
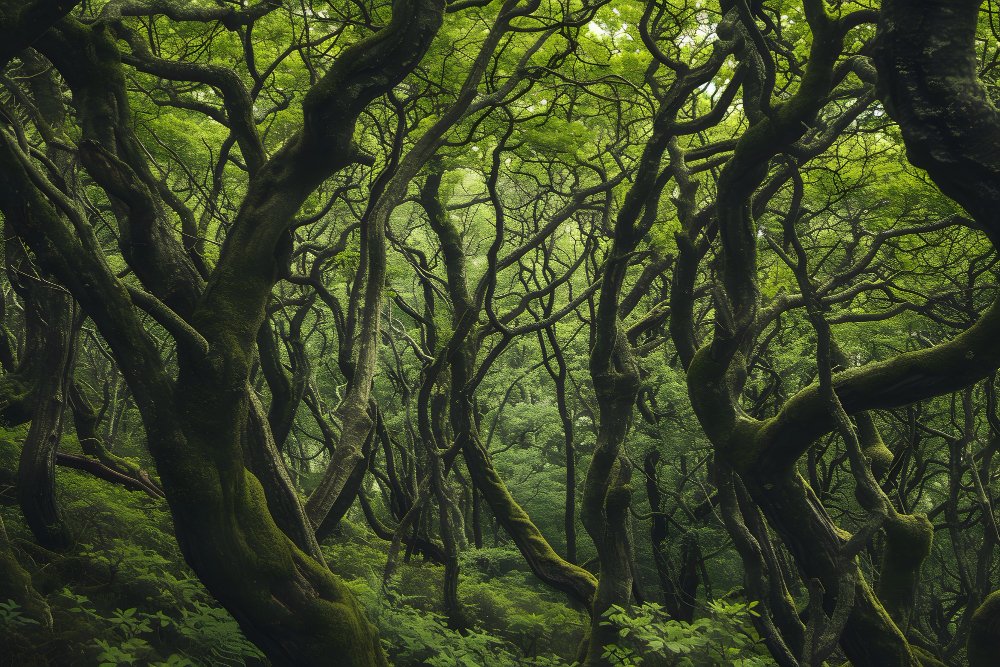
[17,286,75,550]
[969,591,1000,667]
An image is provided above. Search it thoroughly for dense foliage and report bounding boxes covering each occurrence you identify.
[0,0,999,665]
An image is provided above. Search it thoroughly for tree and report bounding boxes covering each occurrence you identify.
[0,0,443,663]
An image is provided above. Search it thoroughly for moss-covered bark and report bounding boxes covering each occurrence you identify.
[718,468,802,666]
[415,164,599,610]
[877,513,933,631]
[167,379,387,665]
[256,321,306,451]
[244,386,325,562]
[581,328,640,666]
[0,0,446,662]
[871,5,1000,661]
[742,469,921,666]
[677,2,989,663]
[0,514,50,628]
[969,591,1000,667]
[0,231,65,428]
[16,286,75,551]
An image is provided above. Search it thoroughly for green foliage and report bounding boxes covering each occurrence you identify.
[93,636,154,667]
[0,599,41,629]
[599,600,770,667]
[327,532,584,664]
[172,603,265,665]
[52,585,264,667]
[458,572,585,656]
[0,431,263,667]
[2,0,995,664]
[343,580,575,667]
[373,590,514,667]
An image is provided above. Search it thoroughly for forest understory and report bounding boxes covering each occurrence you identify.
[1,0,1000,665]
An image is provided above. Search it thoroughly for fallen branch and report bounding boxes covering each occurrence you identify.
[55,452,164,499]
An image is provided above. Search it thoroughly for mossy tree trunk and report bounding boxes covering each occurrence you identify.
[718,468,803,666]
[579,22,741,658]
[256,318,308,452]
[681,2,935,664]
[3,138,78,551]
[877,514,934,632]
[0,1,446,663]
[16,277,75,551]
[0,515,50,628]
[582,188,643,664]
[872,5,1000,664]
[418,162,599,610]
[36,16,323,561]
[0,232,61,428]
[968,591,1000,667]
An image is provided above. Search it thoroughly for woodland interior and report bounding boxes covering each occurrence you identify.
[3,0,1000,666]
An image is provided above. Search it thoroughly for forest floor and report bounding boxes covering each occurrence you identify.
[0,427,587,667]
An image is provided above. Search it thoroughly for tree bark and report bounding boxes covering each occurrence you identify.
[0,0,446,661]
[968,591,1000,667]
[17,284,75,550]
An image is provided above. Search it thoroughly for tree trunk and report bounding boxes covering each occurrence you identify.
[743,468,920,666]
[16,266,76,550]
[877,513,933,632]
[969,591,1000,667]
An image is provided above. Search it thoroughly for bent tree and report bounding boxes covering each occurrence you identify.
[679,0,1000,664]
[2,0,1000,666]
[0,0,444,663]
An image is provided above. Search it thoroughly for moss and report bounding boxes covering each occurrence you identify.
[226,469,387,666]
[0,516,51,627]
[686,346,746,462]
[969,591,1000,667]
[911,646,948,667]
[883,514,933,568]
[463,435,597,608]
[864,443,895,479]
[846,576,921,666]
[857,413,894,479]
[877,514,933,630]
[730,418,768,474]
